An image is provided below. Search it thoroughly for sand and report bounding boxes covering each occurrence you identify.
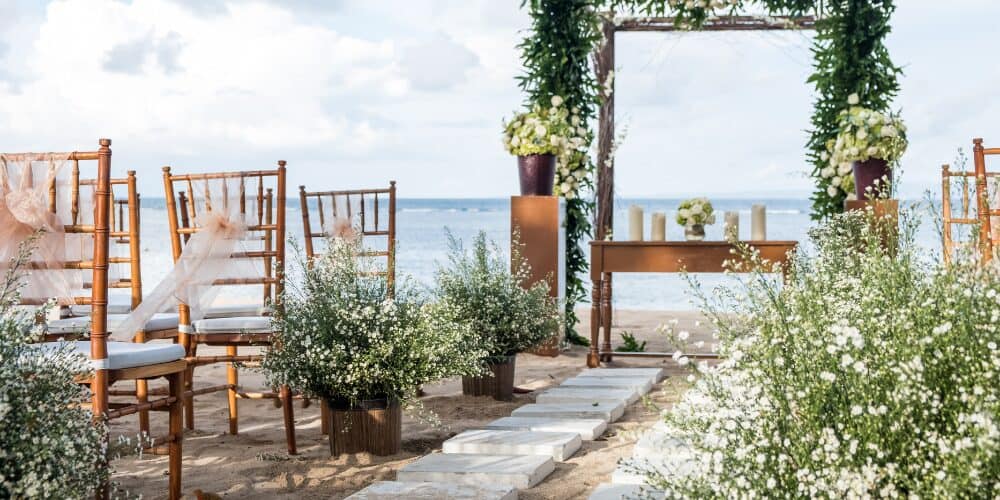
[112,309,714,499]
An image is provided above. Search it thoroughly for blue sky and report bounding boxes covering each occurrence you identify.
[1,0,998,199]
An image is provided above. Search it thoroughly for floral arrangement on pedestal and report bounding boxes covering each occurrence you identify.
[434,231,561,401]
[262,237,485,454]
[637,211,1000,497]
[0,239,113,498]
[503,96,590,197]
[821,93,907,200]
[676,198,716,241]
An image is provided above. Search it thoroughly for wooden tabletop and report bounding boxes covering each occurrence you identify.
[589,240,798,275]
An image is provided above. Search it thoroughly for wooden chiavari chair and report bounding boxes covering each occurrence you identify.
[163,164,296,454]
[3,140,185,499]
[943,138,1000,263]
[298,181,396,434]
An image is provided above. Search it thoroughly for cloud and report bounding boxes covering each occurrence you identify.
[102,31,185,75]
[400,31,479,91]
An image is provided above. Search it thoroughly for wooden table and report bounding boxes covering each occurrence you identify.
[587,240,798,367]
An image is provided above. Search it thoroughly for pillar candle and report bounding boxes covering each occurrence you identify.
[628,205,644,241]
[724,211,739,242]
[651,212,666,241]
[751,204,766,240]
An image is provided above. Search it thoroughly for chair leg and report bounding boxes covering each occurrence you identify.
[320,399,329,435]
[280,385,297,455]
[136,379,150,437]
[167,372,184,500]
[226,346,239,435]
[184,343,197,430]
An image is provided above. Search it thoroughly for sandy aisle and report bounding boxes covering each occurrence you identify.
[112,309,713,499]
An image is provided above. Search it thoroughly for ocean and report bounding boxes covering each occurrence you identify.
[131,197,943,311]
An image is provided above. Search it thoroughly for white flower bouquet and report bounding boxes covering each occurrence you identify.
[502,95,581,158]
[675,197,716,227]
[641,212,1000,497]
[821,93,908,197]
[262,237,485,408]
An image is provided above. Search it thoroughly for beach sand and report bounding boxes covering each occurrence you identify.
[112,309,714,499]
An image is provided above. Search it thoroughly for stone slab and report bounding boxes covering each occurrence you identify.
[589,483,664,500]
[579,367,666,383]
[510,402,625,423]
[484,417,607,440]
[396,453,554,490]
[536,386,639,405]
[443,429,581,461]
[347,481,517,500]
[560,376,653,394]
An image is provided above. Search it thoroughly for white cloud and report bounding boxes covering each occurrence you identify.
[400,32,479,91]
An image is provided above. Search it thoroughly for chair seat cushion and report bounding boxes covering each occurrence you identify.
[48,313,180,335]
[203,304,267,319]
[69,296,134,316]
[30,341,185,370]
[193,316,272,334]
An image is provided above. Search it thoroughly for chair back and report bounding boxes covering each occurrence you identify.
[162,164,286,323]
[973,138,1000,262]
[0,139,113,416]
[298,181,396,292]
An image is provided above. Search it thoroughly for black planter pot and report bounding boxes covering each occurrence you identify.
[517,154,556,196]
[326,396,401,456]
[461,354,516,401]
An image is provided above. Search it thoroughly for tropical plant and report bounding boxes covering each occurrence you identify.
[0,237,112,499]
[615,331,646,353]
[637,210,1000,497]
[675,198,716,227]
[435,231,562,362]
[262,237,485,407]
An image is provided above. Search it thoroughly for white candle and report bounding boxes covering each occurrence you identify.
[651,212,666,241]
[628,205,644,241]
[724,211,739,242]
[751,204,766,240]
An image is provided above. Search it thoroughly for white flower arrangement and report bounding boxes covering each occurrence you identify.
[640,211,1000,497]
[503,96,591,199]
[675,197,716,227]
[0,237,113,498]
[821,94,908,197]
[435,231,561,361]
[262,237,485,407]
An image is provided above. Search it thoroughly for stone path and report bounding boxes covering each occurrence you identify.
[588,411,689,499]
[346,367,665,499]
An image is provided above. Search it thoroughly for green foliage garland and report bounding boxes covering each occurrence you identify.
[516,0,899,338]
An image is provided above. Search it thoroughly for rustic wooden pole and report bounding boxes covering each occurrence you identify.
[595,16,615,241]
[974,138,991,262]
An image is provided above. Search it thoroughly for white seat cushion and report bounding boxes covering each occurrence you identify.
[48,313,180,335]
[203,304,267,319]
[193,315,272,334]
[30,341,185,370]
[69,296,134,316]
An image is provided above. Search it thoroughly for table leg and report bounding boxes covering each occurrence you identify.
[587,276,602,368]
[601,272,613,363]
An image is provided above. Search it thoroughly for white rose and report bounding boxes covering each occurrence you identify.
[679,208,691,219]
[837,163,852,175]
[576,127,587,136]
[847,93,860,105]
[881,125,897,138]
[820,151,829,161]
[571,116,581,126]
[821,167,835,178]
[550,95,564,107]
[867,146,879,156]
[850,147,860,157]
[832,176,842,187]
[690,204,703,215]
[827,185,839,197]
[856,129,867,141]
[511,136,520,147]
[535,125,547,137]
[560,182,571,194]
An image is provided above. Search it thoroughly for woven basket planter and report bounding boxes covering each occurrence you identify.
[462,354,516,401]
[327,397,401,456]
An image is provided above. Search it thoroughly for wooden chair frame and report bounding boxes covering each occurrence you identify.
[3,140,185,499]
[943,138,1000,263]
[298,181,396,435]
[162,163,296,455]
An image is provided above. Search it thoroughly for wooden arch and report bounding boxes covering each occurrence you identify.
[593,15,817,239]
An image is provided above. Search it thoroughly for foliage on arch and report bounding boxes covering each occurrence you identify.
[516,0,900,342]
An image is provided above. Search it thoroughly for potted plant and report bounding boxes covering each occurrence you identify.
[262,237,484,456]
[676,198,716,241]
[823,93,908,200]
[435,231,561,401]
[502,96,583,196]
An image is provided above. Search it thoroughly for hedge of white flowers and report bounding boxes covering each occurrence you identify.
[820,94,908,199]
[0,240,111,499]
[642,210,1000,498]
[263,238,485,407]
[675,198,716,228]
[503,96,591,199]
[435,231,561,362]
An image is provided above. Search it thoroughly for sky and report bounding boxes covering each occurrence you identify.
[0,0,998,200]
